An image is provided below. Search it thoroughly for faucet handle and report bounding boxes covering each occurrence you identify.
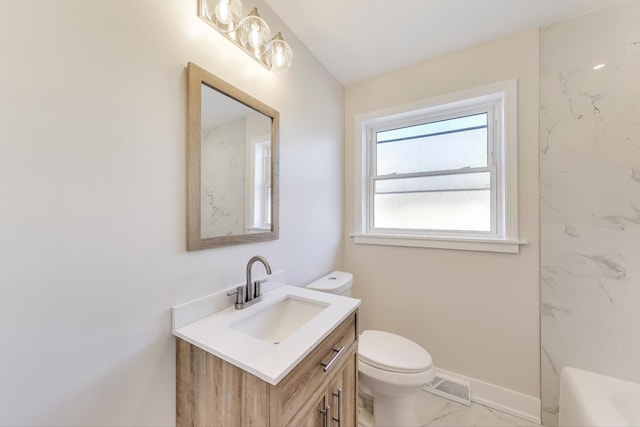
[254,278,268,298]
[227,286,245,306]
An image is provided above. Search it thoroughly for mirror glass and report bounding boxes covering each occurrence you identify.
[187,62,279,250]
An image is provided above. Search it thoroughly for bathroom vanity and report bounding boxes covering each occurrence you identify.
[173,284,360,426]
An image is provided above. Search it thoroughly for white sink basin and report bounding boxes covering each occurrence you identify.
[230,296,329,344]
[173,284,360,384]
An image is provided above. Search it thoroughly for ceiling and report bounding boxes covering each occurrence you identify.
[264,0,624,85]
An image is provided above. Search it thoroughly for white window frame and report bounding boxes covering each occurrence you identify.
[352,80,526,253]
[245,135,271,232]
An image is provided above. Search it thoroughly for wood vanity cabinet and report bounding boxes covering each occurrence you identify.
[290,345,358,427]
[176,311,358,427]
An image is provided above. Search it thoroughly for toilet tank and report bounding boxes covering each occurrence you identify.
[305,271,353,297]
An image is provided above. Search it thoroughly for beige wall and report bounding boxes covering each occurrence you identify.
[344,29,540,397]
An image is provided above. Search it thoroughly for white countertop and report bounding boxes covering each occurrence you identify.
[172,284,360,385]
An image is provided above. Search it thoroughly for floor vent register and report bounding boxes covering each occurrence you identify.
[424,373,471,406]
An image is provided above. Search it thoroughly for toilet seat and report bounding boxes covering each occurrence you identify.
[359,330,432,374]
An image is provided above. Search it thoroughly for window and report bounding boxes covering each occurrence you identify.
[353,80,524,253]
[246,136,271,231]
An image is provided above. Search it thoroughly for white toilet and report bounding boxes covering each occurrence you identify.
[306,271,435,427]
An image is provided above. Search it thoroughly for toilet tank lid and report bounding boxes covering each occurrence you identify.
[306,271,353,294]
[359,330,433,374]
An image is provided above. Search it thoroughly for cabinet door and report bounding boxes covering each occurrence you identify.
[176,338,270,427]
[295,393,329,427]
[288,345,358,427]
[270,313,357,426]
[327,346,358,427]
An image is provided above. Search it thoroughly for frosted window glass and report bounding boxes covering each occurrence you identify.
[374,190,491,231]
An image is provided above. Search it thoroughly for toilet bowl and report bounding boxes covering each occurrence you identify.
[306,271,435,427]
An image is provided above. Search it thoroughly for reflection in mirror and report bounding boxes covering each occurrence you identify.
[200,85,272,238]
[187,62,279,250]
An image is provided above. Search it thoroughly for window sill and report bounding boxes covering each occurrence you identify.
[350,233,527,254]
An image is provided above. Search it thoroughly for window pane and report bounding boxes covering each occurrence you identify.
[373,173,491,232]
[375,172,490,194]
[374,191,491,231]
[376,113,487,175]
[377,114,487,143]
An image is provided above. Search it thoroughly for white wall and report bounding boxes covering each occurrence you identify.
[540,2,640,425]
[344,30,540,398]
[0,0,343,425]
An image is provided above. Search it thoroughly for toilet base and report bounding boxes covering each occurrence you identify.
[357,407,374,427]
[372,393,419,426]
[357,392,420,427]
[358,361,433,426]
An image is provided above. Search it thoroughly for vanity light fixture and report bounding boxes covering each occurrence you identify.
[199,0,294,73]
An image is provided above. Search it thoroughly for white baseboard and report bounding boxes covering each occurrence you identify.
[432,368,541,425]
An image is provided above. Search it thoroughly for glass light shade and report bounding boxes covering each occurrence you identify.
[238,8,271,57]
[265,33,293,73]
[207,0,242,33]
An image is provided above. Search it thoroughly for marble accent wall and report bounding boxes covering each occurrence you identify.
[201,118,245,237]
[540,2,640,425]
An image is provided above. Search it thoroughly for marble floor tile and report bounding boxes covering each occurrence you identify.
[416,391,540,427]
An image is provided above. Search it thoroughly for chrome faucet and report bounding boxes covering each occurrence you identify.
[227,255,272,309]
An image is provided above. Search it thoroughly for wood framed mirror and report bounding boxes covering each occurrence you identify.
[186,62,279,250]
